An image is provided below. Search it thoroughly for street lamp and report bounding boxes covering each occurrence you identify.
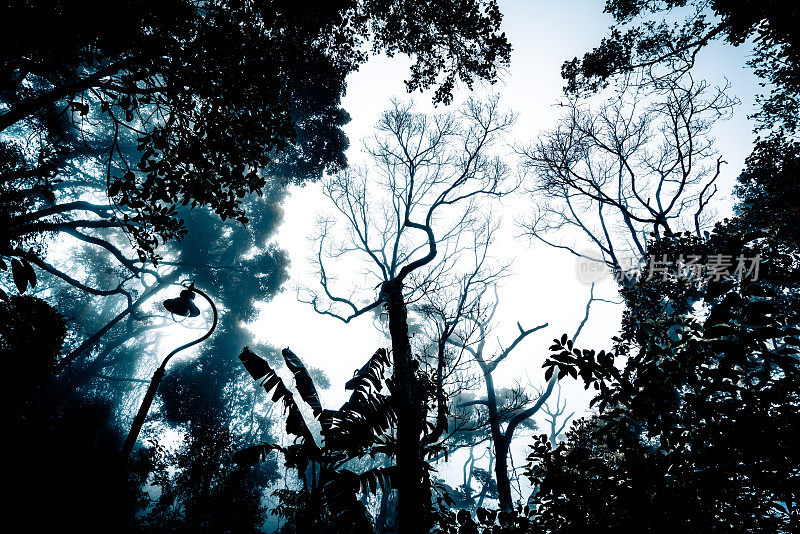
[122,282,217,459]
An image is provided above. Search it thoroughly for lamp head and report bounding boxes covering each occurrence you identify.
[163,287,200,318]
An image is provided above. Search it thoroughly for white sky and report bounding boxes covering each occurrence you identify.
[249,0,760,498]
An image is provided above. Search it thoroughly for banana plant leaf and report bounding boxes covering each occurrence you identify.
[282,348,323,418]
[345,348,390,394]
[238,347,316,444]
[333,465,398,496]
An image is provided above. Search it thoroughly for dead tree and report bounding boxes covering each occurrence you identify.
[541,382,574,447]
[519,72,735,277]
[451,282,613,510]
[448,289,547,510]
[301,97,515,533]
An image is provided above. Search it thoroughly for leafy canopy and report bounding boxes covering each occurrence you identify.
[1,0,511,261]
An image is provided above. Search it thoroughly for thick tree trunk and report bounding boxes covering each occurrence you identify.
[483,368,514,510]
[382,280,428,533]
[494,436,513,509]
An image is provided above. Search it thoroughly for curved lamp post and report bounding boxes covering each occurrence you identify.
[122,282,217,459]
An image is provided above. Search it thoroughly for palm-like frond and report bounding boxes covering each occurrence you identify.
[282,347,323,417]
[323,348,396,453]
[329,465,398,496]
[237,346,399,497]
[344,348,391,394]
[238,347,316,445]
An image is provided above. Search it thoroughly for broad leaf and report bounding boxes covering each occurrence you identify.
[335,465,398,495]
[238,347,315,444]
[345,348,390,394]
[281,348,323,417]
[10,259,27,293]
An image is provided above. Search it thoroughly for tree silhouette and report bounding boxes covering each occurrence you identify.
[0,0,510,270]
[303,97,516,532]
[449,282,613,510]
[448,295,547,510]
[519,70,735,275]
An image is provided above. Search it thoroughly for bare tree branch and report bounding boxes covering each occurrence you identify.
[519,72,734,272]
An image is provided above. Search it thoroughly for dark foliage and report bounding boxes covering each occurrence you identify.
[236,346,397,533]
[529,216,800,532]
[2,296,148,532]
[524,7,800,530]
[0,0,510,265]
[141,417,276,532]
[1,295,65,401]
[434,505,537,534]
[561,0,800,132]
[735,134,800,246]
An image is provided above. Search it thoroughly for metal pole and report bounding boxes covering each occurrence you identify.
[122,286,217,459]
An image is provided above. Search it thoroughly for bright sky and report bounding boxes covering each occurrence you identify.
[249,0,760,497]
